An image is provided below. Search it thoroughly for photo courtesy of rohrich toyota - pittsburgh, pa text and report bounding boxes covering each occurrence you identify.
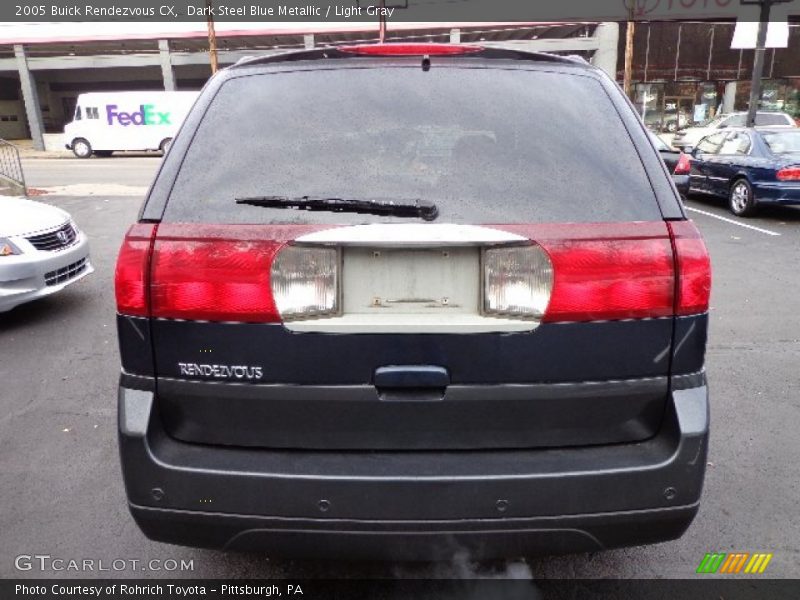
[1,0,800,598]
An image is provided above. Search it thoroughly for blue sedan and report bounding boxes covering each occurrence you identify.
[687,127,800,216]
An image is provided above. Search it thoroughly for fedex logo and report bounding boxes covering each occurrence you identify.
[106,104,171,126]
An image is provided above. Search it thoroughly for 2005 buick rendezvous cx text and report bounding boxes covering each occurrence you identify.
[114,44,711,559]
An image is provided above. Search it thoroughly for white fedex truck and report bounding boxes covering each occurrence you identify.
[63,91,198,158]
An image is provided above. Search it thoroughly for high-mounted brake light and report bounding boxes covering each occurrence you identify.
[668,220,712,316]
[338,43,483,56]
[777,166,800,181]
[115,223,157,317]
[674,152,691,175]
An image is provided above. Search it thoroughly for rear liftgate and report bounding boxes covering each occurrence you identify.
[116,220,709,450]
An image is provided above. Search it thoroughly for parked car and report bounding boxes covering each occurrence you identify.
[0,197,93,312]
[662,111,690,133]
[115,43,711,559]
[686,127,800,216]
[63,91,198,158]
[673,110,796,150]
[649,130,691,196]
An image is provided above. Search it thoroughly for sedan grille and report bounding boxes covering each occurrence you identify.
[45,258,87,287]
[26,222,77,251]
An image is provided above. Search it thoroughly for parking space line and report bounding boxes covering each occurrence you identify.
[685,206,781,237]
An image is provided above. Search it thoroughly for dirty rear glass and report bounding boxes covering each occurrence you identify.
[164,65,661,224]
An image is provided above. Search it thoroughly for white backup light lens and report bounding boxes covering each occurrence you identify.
[271,246,338,320]
[484,245,553,318]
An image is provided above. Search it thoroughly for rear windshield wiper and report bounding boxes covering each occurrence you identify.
[235,195,439,222]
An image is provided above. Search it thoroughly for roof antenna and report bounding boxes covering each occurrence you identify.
[421,55,431,72]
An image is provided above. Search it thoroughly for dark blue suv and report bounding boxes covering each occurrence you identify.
[115,44,711,559]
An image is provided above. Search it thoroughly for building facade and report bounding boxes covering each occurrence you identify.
[0,22,620,146]
[1,21,799,145]
[620,21,800,131]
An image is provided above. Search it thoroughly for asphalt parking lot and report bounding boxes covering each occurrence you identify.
[1,156,799,580]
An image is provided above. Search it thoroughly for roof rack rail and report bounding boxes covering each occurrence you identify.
[230,43,595,70]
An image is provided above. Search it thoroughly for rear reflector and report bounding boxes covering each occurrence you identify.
[777,166,800,181]
[667,220,712,315]
[338,43,483,56]
[674,152,691,175]
[115,223,157,317]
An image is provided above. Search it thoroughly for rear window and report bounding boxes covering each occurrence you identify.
[164,65,661,224]
[756,113,791,126]
[762,130,800,154]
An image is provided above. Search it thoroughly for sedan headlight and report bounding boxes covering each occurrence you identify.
[0,238,22,256]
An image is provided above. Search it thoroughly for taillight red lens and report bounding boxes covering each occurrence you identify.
[497,223,676,322]
[115,223,157,317]
[338,43,482,56]
[148,225,327,323]
[668,220,711,315]
[777,166,800,181]
[674,152,691,175]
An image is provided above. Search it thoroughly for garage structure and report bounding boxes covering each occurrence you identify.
[0,22,621,149]
[4,19,800,150]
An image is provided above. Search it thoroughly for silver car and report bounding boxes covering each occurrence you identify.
[672,111,796,150]
[0,197,93,312]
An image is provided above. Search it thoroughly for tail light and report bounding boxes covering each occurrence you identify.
[339,43,482,56]
[271,246,338,320]
[114,223,157,317]
[674,152,691,175]
[539,236,675,322]
[496,223,683,323]
[149,236,283,323]
[667,220,712,315]
[777,166,800,181]
[116,221,710,325]
[483,246,553,318]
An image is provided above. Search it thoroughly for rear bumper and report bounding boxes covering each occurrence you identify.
[753,181,800,204]
[118,375,709,559]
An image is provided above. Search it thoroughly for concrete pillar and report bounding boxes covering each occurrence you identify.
[304,34,315,50]
[158,39,176,91]
[450,29,461,44]
[723,81,737,114]
[13,44,44,150]
[591,22,619,80]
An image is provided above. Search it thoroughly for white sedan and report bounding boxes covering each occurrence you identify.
[0,197,94,312]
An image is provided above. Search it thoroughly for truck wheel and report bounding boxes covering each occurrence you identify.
[159,138,172,155]
[72,138,93,159]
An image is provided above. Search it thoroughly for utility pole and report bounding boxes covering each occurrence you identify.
[623,9,635,98]
[378,0,387,43]
[741,0,790,127]
[206,0,219,74]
